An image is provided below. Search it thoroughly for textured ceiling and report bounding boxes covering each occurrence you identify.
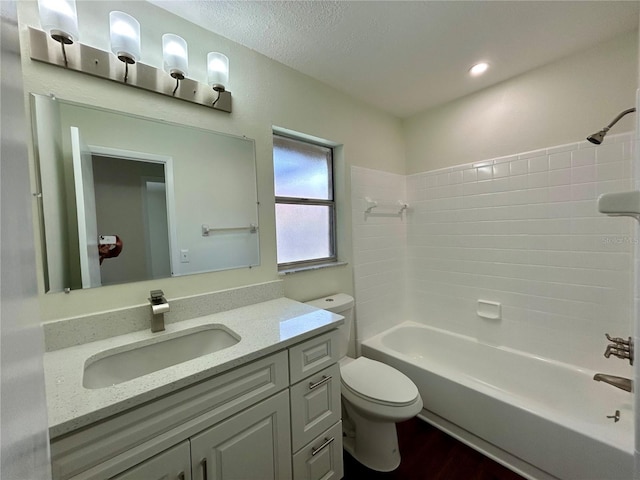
[149,1,639,118]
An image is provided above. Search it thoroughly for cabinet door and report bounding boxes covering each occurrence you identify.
[190,390,292,480]
[290,363,341,451]
[292,422,343,480]
[110,441,191,480]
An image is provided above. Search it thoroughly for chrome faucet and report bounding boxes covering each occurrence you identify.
[149,289,169,332]
[603,333,634,365]
[593,373,632,392]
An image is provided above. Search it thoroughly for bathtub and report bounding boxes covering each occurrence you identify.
[361,322,634,480]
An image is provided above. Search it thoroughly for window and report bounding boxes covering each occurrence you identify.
[273,134,336,269]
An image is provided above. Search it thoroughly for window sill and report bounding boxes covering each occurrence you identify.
[278,261,348,275]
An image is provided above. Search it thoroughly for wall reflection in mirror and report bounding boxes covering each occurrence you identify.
[31,94,259,292]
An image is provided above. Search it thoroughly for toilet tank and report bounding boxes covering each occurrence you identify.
[305,294,355,358]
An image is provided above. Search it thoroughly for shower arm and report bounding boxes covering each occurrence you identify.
[603,108,636,131]
[587,107,636,145]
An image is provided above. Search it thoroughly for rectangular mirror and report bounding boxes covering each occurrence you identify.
[31,94,260,292]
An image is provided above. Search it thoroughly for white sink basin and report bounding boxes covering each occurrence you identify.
[83,325,240,389]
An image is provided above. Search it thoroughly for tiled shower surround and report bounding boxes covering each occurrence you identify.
[351,168,408,345]
[352,132,635,373]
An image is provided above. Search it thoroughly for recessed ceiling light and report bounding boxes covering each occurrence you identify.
[469,62,489,77]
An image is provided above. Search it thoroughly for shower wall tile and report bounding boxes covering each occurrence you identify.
[571,147,596,167]
[405,132,634,373]
[351,167,408,349]
[351,132,635,374]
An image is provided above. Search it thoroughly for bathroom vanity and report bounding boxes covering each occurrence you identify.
[44,298,344,480]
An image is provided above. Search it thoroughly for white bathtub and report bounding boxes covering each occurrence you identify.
[361,322,634,480]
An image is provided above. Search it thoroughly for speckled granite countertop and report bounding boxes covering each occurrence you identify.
[44,298,343,438]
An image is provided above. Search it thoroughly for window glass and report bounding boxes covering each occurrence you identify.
[273,136,332,200]
[273,134,336,267]
[275,204,333,264]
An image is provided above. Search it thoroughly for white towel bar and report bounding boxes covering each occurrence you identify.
[202,224,258,236]
[364,197,409,214]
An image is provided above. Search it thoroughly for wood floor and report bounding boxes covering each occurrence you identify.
[343,417,525,480]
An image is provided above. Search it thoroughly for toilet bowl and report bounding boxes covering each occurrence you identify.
[305,294,423,472]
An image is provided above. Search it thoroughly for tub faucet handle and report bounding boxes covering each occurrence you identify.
[603,333,633,365]
[605,333,630,346]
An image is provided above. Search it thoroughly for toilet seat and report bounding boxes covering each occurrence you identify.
[340,357,419,407]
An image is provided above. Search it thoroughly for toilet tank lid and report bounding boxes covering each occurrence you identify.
[305,294,354,314]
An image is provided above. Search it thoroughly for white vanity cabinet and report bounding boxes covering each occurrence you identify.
[51,328,343,480]
[288,331,344,480]
[98,391,291,480]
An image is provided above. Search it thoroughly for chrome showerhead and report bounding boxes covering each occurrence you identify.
[587,128,608,145]
[587,108,636,145]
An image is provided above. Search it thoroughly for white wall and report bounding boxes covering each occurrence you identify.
[404,31,638,173]
[18,0,405,320]
[1,0,51,477]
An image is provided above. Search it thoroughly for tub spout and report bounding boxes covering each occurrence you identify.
[593,373,632,392]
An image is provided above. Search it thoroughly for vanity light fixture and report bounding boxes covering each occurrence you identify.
[28,18,232,113]
[37,0,79,67]
[469,62,489,77]
[109,11,141,83]
[162,34,188,95]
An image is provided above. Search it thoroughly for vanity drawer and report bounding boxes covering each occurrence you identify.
[290,363,341,451]
[110,440,191,480]
[52,351,289,480]
[292,421,343,480]
[288,329,339,384]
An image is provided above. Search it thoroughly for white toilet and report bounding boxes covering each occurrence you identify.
[306,294,423,472]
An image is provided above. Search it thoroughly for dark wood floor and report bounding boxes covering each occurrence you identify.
[343,418,525,480]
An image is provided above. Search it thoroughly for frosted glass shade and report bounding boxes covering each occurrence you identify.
[207,52,229,91]
[109,11,141,63]
[162,34,188,78]
[38,0,79,44]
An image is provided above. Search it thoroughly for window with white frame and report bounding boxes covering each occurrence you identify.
[273,134,336,269]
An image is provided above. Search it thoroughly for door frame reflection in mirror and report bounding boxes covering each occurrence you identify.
[83,143,178,287]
